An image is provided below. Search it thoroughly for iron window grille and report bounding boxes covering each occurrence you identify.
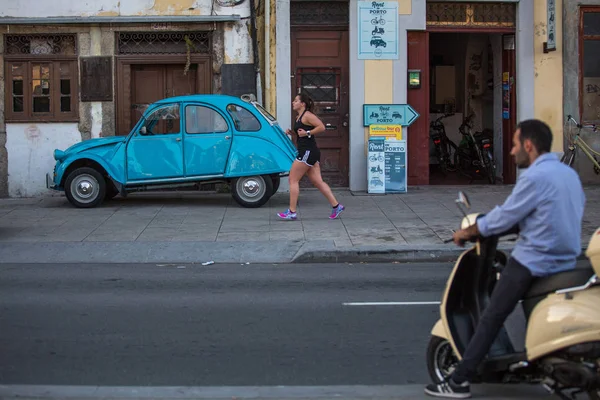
[426,2,516,29]
[117,32,211,55]
[297,68,341,105]
[4,34,78,56]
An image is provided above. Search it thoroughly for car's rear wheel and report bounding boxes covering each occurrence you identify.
[64,167,106,208]
[231,175,273,208]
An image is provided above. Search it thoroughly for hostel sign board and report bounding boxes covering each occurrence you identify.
[367,137,407,194]
[384,139,407,193]
[358,1,398,60]
[363,104,419,127]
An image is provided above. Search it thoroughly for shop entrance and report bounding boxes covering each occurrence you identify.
[406,1,518,185]
[427,32,509,185]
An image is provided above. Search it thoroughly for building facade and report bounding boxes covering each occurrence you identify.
[271,0,579,191]
[0,0,257,197]
[1,0,599,198]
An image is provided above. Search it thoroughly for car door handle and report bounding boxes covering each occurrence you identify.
[175,137,181,142]
[225,136,231,140]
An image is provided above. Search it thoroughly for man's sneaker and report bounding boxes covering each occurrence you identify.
[329,204,345,219]
[424,378,471,399]
[277,209,297,220]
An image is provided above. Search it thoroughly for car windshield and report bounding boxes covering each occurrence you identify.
[252,102,277,123]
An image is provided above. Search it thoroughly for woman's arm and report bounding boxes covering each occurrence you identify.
[303,112,326,135]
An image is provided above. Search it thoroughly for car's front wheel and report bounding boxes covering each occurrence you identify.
[64,167,106,208]
[231,175,273,208]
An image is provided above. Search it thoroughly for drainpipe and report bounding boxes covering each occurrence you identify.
[248,0,263,104]
[264,0,270,111]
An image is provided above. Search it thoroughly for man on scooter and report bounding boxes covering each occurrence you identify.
[425,119,586,399]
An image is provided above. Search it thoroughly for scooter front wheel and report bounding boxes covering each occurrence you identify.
[427,336,459,384]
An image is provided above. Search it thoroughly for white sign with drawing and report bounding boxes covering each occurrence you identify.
[358,1,398,60]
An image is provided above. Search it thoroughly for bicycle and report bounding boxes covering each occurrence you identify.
[562,115,600,175]
[429,113,458,174]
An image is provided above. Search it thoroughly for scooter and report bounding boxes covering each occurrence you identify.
[427,192,600,400]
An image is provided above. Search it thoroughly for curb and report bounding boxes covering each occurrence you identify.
[291,243,517,263]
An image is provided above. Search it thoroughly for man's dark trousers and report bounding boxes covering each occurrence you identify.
[452,257,534,383]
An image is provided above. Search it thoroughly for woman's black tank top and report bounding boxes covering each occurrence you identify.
[294,110,317,149]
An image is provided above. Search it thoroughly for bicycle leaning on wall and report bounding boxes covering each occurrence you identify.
[562,115,600,175]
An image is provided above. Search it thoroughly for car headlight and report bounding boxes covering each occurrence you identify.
[54,150,66,162]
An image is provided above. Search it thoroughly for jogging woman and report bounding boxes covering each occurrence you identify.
[277,93,345,220]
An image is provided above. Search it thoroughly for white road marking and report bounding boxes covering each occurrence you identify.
[343,301,440,306]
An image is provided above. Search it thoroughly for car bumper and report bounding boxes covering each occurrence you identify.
[46,172,56,189]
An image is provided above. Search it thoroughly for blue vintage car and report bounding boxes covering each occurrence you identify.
[47,94,296,208]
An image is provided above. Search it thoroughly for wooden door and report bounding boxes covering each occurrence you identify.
[166,64,197,98]
[131,65,165,130]
[291,30,350,187]
[502,34,517,184]
[119,61,209,135]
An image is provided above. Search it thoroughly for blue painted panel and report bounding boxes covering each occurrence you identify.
[183,104,232,176]
[126,103,184,181]
[126,134,183,181]
[184,133,231,176]
[225,135,294,177]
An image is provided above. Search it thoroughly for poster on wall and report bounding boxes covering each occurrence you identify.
[502,72,510,119]
[384,139,407,193]
[368,137,386,194]
[358,1,398,60]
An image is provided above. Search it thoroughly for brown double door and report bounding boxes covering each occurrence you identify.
[291,30,350,187]
[130,64,197,130]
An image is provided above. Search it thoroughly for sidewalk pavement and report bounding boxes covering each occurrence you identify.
[0,185,598,264]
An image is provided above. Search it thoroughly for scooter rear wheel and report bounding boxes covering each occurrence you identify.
[427,336,458,384]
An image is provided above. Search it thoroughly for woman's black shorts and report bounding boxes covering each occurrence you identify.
[296,147,321,167]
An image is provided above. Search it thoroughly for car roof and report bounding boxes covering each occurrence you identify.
[154,94,250,106]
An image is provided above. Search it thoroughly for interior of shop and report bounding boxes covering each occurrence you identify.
[428,32,505,185]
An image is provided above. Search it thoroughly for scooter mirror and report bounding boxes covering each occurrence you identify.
[456,191,471,209]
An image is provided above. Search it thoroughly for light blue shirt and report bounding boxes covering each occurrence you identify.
[477,153,586,277]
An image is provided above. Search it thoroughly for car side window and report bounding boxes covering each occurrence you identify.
[226,104,261,131]
[185,105,229,134]
[143,104,181,135]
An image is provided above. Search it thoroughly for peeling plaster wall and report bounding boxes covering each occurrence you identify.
[0,0,243,17]
[7,124,81,197]
[564,0,600,184]
[0,0,252,197]
[0,37,7,197]
[224,18,252,64]
[533,0,563,154]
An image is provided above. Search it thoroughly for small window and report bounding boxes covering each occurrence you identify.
[185,105,228,134]
[5,60,78,121]
[226,104,262,131]
[253,102,276,122]
[143,104,181,135]
[4,34,78,122]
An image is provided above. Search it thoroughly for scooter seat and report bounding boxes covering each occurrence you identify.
[524,266,595,299]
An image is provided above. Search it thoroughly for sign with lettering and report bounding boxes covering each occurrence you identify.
[367,137,386,194]
[545,0,556,52]
[384,139,407,193]
[358,1,398,60]
[367,137,407,193]
[363,104,419,127]
[369,124,402,139]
